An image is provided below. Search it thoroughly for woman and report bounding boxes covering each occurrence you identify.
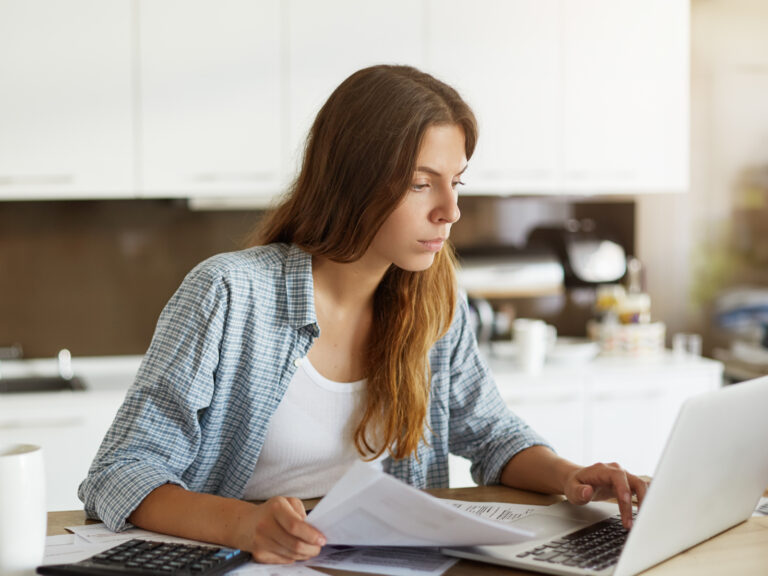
[80,65,647,564]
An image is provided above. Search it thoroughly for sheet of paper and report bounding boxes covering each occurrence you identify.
[440,499,543,523]
[67,523,207,546]
[305,546,457,576]
[307,461,535,547]
[42,534,111,566]
[753,496,768,517]
[229,563,326,576]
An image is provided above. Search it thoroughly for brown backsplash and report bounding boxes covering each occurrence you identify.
[0,197,633,359]
[0,200,262,358]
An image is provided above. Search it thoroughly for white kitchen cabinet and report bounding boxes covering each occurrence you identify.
[138,0,282,201]
[585,360,721,476]
[0,0,689,203]
[560,0,689,193]
[285,0,426,178]
[0,0,134,199]
[585,380,670,476]
[449,353,722,487]
[425,0,561,194]
[0,390,126,511]
[425,0,689,195]
[501,376,586,465]
[0,355,141,511]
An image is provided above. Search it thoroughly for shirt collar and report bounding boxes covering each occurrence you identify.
[284,243,319,334]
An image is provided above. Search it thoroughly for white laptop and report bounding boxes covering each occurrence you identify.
[442,374,768,576]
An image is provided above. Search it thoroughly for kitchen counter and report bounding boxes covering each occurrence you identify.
[0,349,724,393]
[481,346,723,386]
[0,354,143,392]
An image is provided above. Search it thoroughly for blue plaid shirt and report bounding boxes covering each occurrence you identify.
[79,243,549,531]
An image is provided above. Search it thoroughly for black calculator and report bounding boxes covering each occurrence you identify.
[37,538,252,575]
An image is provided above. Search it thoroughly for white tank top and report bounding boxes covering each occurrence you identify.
[242,357,385,500]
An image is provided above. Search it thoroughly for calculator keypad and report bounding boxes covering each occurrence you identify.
[39,538,251,575]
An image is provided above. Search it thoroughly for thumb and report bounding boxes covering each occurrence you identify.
[568,483,594,505]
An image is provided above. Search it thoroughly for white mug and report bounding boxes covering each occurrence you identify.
[0,444,47,576]
[513,319,554,374]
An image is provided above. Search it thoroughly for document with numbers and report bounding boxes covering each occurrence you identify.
[442,499,543,523]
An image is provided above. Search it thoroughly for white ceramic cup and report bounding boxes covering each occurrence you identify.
[0,444,47,576]
[513,319,550,374]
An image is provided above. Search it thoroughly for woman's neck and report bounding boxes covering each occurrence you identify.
[311,254,387,311]
[308,254,386,382]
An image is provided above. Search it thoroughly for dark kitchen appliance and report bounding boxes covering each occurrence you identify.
[456,245,565,346]
[456,245,565,299]
[526,219,627,287]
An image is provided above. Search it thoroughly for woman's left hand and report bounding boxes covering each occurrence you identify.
[563,462,649,529]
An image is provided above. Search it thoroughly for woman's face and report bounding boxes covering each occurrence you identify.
[366,123,467,272]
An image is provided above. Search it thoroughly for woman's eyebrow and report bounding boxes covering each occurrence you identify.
[415,164,469,177]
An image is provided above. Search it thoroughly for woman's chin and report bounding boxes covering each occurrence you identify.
[395,254,437,272]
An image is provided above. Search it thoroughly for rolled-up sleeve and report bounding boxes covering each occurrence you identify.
[446,300,552,485]
[78,265,227,531]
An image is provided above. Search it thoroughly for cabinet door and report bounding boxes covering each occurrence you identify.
[0,391,125,511]
[0,0,133,199]
[425,0,561,194]
[139,0,282,200]
[561,0,689,192]
[286,0,425,179]
[585,358,720,476]
[586,380,669,476]
[503,384,585,465]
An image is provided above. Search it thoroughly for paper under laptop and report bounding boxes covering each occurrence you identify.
[306,460,534,547]
[442,374,768,576]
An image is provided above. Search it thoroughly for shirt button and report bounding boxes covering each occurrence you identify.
[294,358,301,367]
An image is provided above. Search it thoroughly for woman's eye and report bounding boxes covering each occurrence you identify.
[452,180,466,190]
[411,182,429,191]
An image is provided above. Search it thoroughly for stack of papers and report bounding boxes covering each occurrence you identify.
[45,462,543,576]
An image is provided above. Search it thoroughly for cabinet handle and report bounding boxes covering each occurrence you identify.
[505,394,581,404]
[0,417,85,430]
[591,390,662,402]
[563,170,636,181]
[0,175,74,186]
[476,170,552,179]
[191,172,273,183]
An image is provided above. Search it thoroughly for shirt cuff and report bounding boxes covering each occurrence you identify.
[86,461,188,532]
[472,428,554,486]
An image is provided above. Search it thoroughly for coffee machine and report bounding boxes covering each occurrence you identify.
[526,219,627,288]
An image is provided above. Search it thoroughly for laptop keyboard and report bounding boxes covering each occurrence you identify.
[516,514,636,572]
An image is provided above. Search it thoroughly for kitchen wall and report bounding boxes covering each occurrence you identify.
[637,0,768,351]
[0,197,633,359]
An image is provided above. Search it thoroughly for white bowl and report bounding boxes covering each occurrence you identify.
[547,337,600,364]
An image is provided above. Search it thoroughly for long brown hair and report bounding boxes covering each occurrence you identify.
[255,65,477,460]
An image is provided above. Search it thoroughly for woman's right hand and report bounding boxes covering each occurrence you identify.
[239,496,327,564]
[129,485,326,565]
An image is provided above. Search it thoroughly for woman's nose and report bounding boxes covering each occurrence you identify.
[444,202,461,224]
[434,186,461,224]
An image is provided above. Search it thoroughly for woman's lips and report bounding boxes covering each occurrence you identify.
[419,239,445,252]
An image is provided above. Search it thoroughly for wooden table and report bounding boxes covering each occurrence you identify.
[48,485,768,575]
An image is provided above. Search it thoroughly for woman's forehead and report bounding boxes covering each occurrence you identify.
[414,125,467,174]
